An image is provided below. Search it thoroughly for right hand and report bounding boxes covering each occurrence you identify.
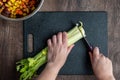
[89,47,115,80]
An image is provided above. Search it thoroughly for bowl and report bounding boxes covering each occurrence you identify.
[0,0,44,21]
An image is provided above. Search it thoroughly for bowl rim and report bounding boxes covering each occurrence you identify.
[0,0,44,21]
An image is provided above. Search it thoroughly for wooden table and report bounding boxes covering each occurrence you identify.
[0,0,120,80]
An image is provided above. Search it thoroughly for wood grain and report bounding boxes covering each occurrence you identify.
[0,0,120,80]
[0,19,23,80]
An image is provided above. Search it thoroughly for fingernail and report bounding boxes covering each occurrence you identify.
[58,32,62,34]
[95,47,99,50]
[47,39,50,42]
[63,31,67,35]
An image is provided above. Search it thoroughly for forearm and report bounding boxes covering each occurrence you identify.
[98,75,115,80]
[36,64,60,80]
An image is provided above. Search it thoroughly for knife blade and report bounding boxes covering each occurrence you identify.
[77,22,93,52]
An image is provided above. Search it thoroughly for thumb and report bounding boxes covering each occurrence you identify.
[67,44,74,55]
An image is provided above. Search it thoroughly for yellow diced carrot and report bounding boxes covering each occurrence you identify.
[23,13,27,16]
[18,1,21,4]
[20,6,23,9]
[11,0,15,3]
[3,0,7,2]
[5,4,9,7]
[8,7,12,11]
[31,6,35,11]
[26,8,29,13]
[0,7,5,13]
[8,1,12,6]
[13,6,17,9]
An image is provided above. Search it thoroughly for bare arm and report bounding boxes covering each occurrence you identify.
[89,47,115,80]
[36,32,74,80]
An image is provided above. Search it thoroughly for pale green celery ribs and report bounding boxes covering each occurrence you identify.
[16,21,86,80]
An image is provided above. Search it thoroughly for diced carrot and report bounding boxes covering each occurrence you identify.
[0,6,4,13]
[2,0,7,2]
[16,9,23,15]
[21,2,27,8]
[0,1,3,7]
[29,0,36,7]
[26,0,29,3]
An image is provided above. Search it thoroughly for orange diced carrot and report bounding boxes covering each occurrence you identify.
[16,9,23,15]
[0,1,3,7]
[26,0,29,3]
[21,2,26,8]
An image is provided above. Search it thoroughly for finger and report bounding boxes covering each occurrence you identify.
[67,44,74,54]
[47,39,54,62]
[52,35,57,45]
[47,39,52,62]
[100,53,104,57]
[100,53,106,59]
[93,47,100,59]
[47,39,52,47]
[100,53,106,60]
[89,52,93,63]
[106,57,110,61]
[47,52,53,62]
[62,32,68,45]
[47,39,53,52]
[47,51,51,62]
[57,32,62,44]
[106,57,112,63]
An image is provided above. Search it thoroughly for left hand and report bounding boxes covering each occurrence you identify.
[47,32,74,70]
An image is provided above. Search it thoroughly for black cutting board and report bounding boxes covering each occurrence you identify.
[23,11,108,75]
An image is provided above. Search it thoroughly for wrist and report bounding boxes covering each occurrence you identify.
[46,63,61,74]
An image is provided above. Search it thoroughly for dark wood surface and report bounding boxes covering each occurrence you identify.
[0,0,120,80]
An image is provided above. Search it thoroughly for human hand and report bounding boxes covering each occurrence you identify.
[89,47,115,80]
[46,32,74,70]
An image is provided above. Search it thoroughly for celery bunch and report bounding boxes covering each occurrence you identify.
[16,21,86,80]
